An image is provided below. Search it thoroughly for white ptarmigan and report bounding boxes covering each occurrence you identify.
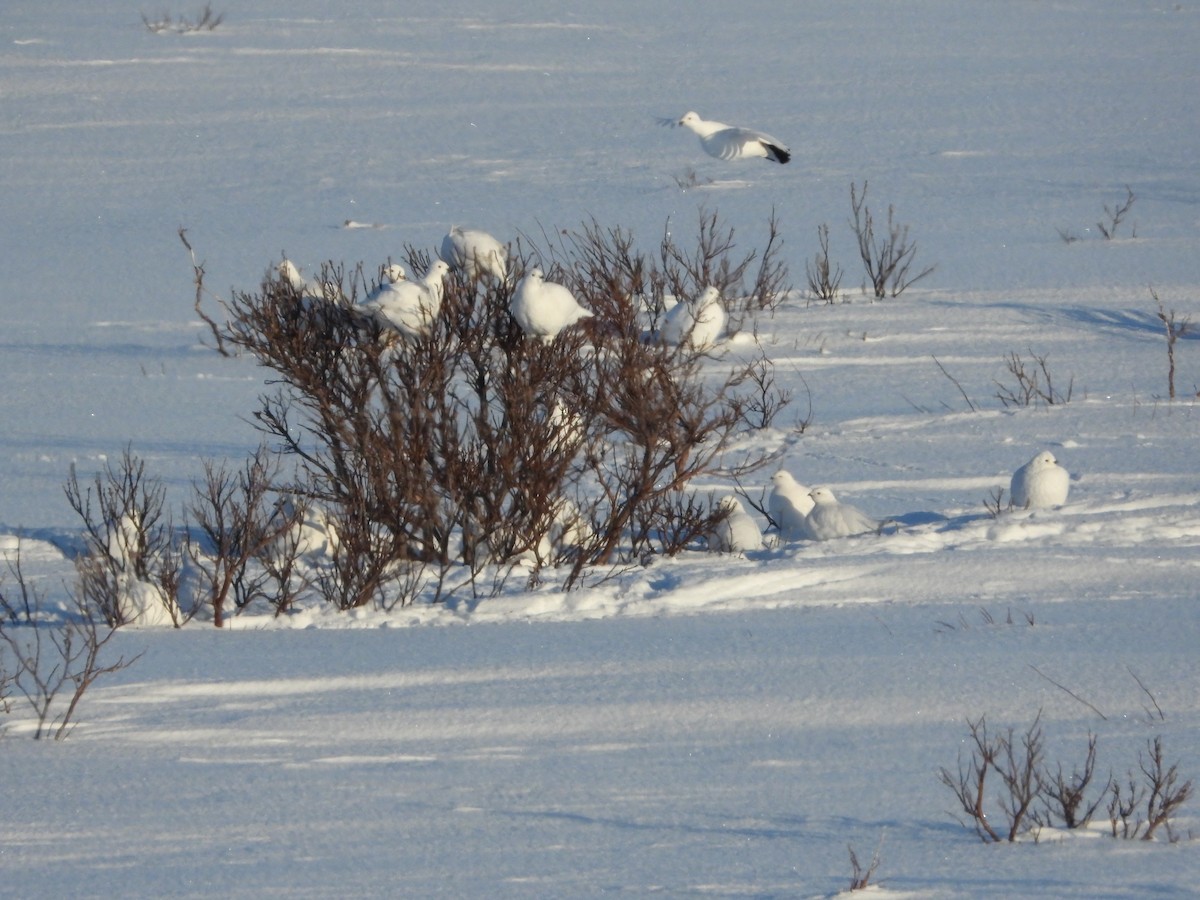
[660,286,726,350]
[805,487,880,541]
[364,263,407,304]
[278,258,342,302]
[661,111,790,164]
[361,260,450,338]
[769,470,815,540]
[1010,450,1070,509]
[440,226,507,283]
[510,268,594,342]
[709,495,764,553]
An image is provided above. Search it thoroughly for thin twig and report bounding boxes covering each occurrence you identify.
[1127,665,1165,722]
[1028,664,1107,720]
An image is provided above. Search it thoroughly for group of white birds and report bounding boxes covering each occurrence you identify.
[279,224,732,350]
[709,450,1072,554]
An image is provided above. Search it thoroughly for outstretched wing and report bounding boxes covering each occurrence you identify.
[704,126,790,164]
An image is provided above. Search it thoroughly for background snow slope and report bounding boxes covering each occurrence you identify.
[1,1,1197,896]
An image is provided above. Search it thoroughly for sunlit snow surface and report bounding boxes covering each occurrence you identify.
[1,1,1198,896]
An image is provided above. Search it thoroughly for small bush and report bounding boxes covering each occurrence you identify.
[849,180,935,299]
[142,4,224,33]
[190,213,788,605]
[994,349,1073,408]
[1,540,140,740]
[941,711,1192,843]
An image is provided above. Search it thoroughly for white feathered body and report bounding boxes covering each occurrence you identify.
[668,111,791,164]
[510,268,594,342]
[661,286,726,350]
[441,226,507,282]
[1010,451,1070,509]
[709,495,764,553]
[769,471,815,540]
[362,260,449,338]
[805,487,879,540]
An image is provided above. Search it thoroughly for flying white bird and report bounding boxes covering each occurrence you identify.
[709,495,764,553]
[510,268,594,342]
[361,260,450,338]
[805,487,880,541]
[769,470,815,540]
[661,111,791,164]
[1010,450,1070,509]
[660,286,726,350]
[441,226,507,283]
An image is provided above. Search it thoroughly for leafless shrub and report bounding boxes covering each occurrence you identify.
[1111,737,1193,841]
[142,4,224,33]
[846,836,883,891]
[185,446,308,627]
[805,223,843,304]
[672,168,713,191]
[64,447,183,627]
[1037,732,1110,830]
[731,348,793,431]
[983,486,1010,518]
[849,180,935,299]
[190,213,786,604]
[994,349,1073,408]
[935,606,1035,633]
[943,713,1192,843]
[1151,289,1191,400]
[0,543,141,740]
[1096,185,1136,240]
[653,208,790,334]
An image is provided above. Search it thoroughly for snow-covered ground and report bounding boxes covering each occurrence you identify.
[1,1,1198,896]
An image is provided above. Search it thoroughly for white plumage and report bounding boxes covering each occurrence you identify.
[361,260,449,338]
[660,286,726,350]
[662,111,791,164]
[709,495,764,553]
[510,268,594,342]
[1010,450,1070,509]
[364,263,407,304]
[769,470,815,540]
[278,258,342,302]
[270,497,341,560]
[805,487,880,541]
[441,226,507,283]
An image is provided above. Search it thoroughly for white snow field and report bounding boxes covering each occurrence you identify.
[1,1,1199,896]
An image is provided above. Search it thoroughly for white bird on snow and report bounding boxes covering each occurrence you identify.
[661,111,791,164]
[361,260,450,338]
[510,268,594,342]
[660,285,726,350]
[441,226,507,283]
[1010,450,1070,509]
[805,487,880,541]
[709,495,764,553]
[769,470,815,540]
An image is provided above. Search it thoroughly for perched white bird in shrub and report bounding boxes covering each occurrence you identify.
[1010,450,1070,509]
[661,111,790,164]
[709,495,763,553]
[660,286,726,350]
[440,226,507,283]
[361,260,449,338]
[510,268,594,342]
[769,470,815,540]
[805,487,880,540]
